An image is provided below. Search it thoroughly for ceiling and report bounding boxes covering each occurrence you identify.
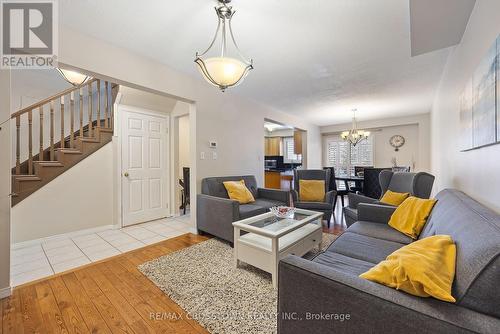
[59,0,468,126]
[410,0,475,56]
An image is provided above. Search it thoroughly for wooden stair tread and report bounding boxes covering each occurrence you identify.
[33,161,64,166]
[78,137,100,143]
[13,175,42,181]
[56,148,82,153]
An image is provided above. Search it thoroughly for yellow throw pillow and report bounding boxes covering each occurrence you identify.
[380,190,410,206]
[223,180,255,204]
[389,196,437,239]
[360,235,456,303]
[299,180,325,202]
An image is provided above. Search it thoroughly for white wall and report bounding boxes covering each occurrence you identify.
[0,70,12,296]
[431,0,500,212]
[119,86,177,113]
[57,26,322,229]
[12,143,114,243]
[321,114,430,171]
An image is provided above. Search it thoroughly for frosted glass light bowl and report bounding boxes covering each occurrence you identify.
[270,206,296,219]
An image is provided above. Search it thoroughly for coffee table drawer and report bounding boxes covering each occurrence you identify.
[280,227,322,258]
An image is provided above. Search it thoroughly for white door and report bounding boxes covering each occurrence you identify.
[122,108,169,226]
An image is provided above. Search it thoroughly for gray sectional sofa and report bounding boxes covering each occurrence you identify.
[278,189,500,333]
[197,175,290,243]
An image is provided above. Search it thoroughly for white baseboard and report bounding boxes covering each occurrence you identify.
[0,286,12,299]
[12,224,119,250]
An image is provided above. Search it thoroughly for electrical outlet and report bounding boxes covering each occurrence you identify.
[212,152,217,160]
[200,152,205,160]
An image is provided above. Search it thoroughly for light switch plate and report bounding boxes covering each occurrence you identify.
[212,152,217,160]
[200,152,205,160]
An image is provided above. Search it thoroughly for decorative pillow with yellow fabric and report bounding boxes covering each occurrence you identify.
[299,180,325,202]
[380,190,410,206]
[388,196,437,239]
[360,235,456,303]
[223,180,255,204]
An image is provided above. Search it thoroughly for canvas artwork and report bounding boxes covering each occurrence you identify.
[459,79,473,150]
[472,41,496,148]
[460,35,499,151]
[497,35,500,141]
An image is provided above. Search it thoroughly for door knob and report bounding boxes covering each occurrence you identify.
[124,172,129,177]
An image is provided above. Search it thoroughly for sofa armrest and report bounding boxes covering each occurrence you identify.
[278,256,499,334]
[325,190,337,205]
[196,194,239,242]
[347,192,378,209]
[357,203,396,224]
[258,188,290,206]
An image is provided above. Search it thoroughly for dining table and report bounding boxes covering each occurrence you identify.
[335,175,364,192]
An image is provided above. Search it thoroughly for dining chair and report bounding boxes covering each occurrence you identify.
[350,166,373,193]
[323,167,348,212]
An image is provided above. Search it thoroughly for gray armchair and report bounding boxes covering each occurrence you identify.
[343,170,435,226]
[196,175,290,243]
[292,169,337,227]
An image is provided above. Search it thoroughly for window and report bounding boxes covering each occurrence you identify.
[324,134,374,176]
[283,137,301,163]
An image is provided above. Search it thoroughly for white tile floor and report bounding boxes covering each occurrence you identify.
[10,215,193,287]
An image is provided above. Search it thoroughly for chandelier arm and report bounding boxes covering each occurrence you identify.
[221,16,227,57]
[228,11,253,65]
[197,9,222,57]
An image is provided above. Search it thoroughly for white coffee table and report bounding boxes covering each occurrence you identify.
[232,208,323,288]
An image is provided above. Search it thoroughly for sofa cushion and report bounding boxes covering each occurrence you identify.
[313,252,375,277]
[326,232,405,264]
[419,189,500,317]
[294,201,332,211]
[202,175,258,198]
[239,204,267,220]
[348,221,413,244]
[238,198,283,220]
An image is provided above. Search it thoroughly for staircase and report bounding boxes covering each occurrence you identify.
[11,78,118,206]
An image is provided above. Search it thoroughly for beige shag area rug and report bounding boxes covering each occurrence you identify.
[138,233,337,334]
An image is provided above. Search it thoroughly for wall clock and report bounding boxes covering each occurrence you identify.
[389,135,405,151]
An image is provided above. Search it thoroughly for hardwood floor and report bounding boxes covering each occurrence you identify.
[2,233,211,334]
[1,208,347,334]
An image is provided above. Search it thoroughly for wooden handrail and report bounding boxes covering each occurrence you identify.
[11,78,98,119]
[12,79,117,175]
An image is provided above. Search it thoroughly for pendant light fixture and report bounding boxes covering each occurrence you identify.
[341,109,370,147]
[195,0,253,92]
[56,68,92,86]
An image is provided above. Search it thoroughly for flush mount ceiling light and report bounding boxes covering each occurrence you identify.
[56,68,92,86]
[341,109,370,147]
[195,0,253,92]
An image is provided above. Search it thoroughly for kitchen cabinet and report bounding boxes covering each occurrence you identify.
[294,130,303,155]
[265,170,294,190]
[265,171,281,189]
[265,137,281,156]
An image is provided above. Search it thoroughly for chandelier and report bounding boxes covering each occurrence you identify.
[56,68,92,86]
[195,0,253,92]
[341,109,370,147]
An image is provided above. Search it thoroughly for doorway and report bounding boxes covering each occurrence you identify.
[120,106,169,227]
